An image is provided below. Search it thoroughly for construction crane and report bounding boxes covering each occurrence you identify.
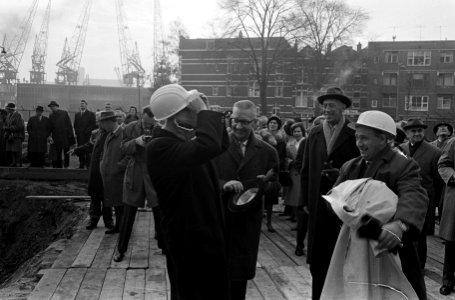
[55,0,92,85]
[30,0,51,84]
[152,0,165,87]
[0,0,39,84]
[115,0,145,87]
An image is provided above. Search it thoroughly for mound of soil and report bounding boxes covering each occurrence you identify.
[0,180,88,286]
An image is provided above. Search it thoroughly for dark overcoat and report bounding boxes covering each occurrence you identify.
[27,115,51,153]
[4,111,25,152]
[337,147,429,299]
[401,141,443,235]
[121,121,158,208]
[100,127,125,207]
[74,110,96,145]
[146,111,230,300]
[437,137,455,241]
[300,121,359,267]
[213,133,279,280]
[49,109,75,148]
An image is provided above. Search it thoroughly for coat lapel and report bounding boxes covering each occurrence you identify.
[238,138,260,172]
[328,121,351,156]
[227,139,243,167]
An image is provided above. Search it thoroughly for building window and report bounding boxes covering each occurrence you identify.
[371,100,378,108]
[212,86,218,96]
[384,51,398,63]
[405,95,429,111]
[353,75,362,85]
[411,73,428,88]
[295,91,312,107]
[275,81,284,97]
[351,100,360,109]
[383,72,397,86]
[248,81,260,97]
[437,72,454,87]
[382,94,397,107]
[272,106,280,115]
[226,81,231,96]
[373,56,379,64]
[407,51,431,66]
[440,51,454,63]
[275,62,284,74]
[437,95,452,109]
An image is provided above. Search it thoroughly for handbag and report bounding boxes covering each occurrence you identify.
[279,171,292,187]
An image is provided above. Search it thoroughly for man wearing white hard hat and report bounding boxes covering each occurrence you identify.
[334,110,429,299]
[146,84,230,300]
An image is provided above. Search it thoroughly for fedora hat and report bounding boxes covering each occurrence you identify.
[48,100,59,107]
[433,122,453,136]
[35,105,44,112]
[228,179,266,213]
[5,102,16,110]
[317,87,352,108]
[403,118,427,131]
[98,110,118,121]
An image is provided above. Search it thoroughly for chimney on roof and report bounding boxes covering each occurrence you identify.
[357,42,362,52]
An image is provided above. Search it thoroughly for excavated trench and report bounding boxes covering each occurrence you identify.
[0,179,88,290]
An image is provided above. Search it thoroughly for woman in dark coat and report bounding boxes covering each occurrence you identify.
[27,106,51,167]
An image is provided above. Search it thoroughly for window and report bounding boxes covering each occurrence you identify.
[383,73,397,86]
[212,86,218,96]
[373,56,379,64]
[411,73,428,88]
[226,80,232,96]
[407,51,431,66]
[437,72,454,87]
[440,51,454,63]
[371,100,378,108]
[405,95,429,111]
[437,95,452,109]
[384,51,398,63]
[275,81,284,97]
[248,81,260,97]
[295,91,313,108]
[382,93,397,107]
[353,75,362,85]
[272,106,280,115]
[351,100,360,109]
[275,62,284,74]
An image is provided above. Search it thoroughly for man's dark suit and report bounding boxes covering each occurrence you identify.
[74,109,96,168]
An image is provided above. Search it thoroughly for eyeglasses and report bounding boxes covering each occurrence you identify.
[232,119,253,125]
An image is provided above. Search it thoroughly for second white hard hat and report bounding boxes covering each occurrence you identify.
[149,84,199,121]
[349,110,396,137]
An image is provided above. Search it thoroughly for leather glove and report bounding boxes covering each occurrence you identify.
[321,168,340,182]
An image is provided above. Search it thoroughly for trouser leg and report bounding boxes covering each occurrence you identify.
[417,233,428,269]
[53,147,63,168]
[36,152,45,167]
[78,153,85,168]
[152,206,163,249]
[443,241,455,286]
[117,205,138,254]
[114,206,123,229]
[63,147,70,168]
[29,152,37,167]
[400,241,427,300]
[102,205,113,226]
[310,260,331,300]
[88,195,104,223]
[230,280,248,300]
[295,207,308,250]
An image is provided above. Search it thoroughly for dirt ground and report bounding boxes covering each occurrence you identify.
[0,179,89,294]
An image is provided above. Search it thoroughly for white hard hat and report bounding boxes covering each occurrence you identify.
[149,84,199,121]
[349,110,396,137]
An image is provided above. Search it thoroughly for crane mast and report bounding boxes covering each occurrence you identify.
[0,0,39,84]
[30,0,51,84]
[55,0,92,85]
[115,0,145,87]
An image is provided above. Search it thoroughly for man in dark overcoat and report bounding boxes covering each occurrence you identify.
[147,84,230,300]
[438,137,455,295]
[73,99,96,169]
[113,106,163,262]
[27,106,51,167]
[73,112,113,230]
[336,110,428,299]
[214,100,279,300]
[48,100,75,168]
[3,102,25,167]
[300,87,359,300]
[99,110,125,234]
[401,118,443,269]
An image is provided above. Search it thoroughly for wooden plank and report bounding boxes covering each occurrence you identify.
[425,275,455,300]
[72,227,106,268]
[99,268,127,300]
[262,228,306,267]
[266,267,302,300]
[260,231,295,267]
[0,167,88,181]
[123,269,146,300]
[253,267,285,300]
[257,243,279,268]
[26,195,91,200]
[75,268,106,300]
[246,279,263,300]
[52,229,91,268]
[28,268,66,300]
[51,268,87,300]
[294,265,313,287]
[91,233,118,268]
[130,212,150,269]
[280,266,312,299]
[145,268,168,300]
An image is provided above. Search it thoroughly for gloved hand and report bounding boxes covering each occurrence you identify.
[376,221,403,252]
[321,168,340,182]
[224,180,244,193]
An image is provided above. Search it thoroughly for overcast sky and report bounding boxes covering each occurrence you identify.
[1,0,454,82]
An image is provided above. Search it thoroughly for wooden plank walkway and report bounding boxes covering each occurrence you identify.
[28,211,455,299]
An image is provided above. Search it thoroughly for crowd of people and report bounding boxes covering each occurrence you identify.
[2,82,455,299]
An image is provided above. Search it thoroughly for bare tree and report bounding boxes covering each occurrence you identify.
[218,0,297,115]
[292,0,369,89]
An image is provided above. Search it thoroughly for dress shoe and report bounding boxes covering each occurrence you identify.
[113,251,124,262]
[104,222,114,230]
[105,226,120,234]
[440,284,454,295]
[295,248,305,256]
[86,221,97,230]
[267,225,276,233]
